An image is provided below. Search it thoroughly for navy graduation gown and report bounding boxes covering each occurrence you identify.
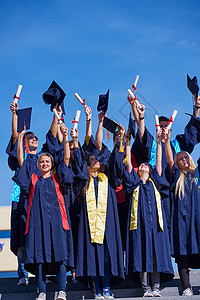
[13,160,75,275]
[110,144,174,282]
[6,132,57,255]
[10,154,41,255]
[167,165,200,267]
[123,168,174,282]
[75,149,124,279]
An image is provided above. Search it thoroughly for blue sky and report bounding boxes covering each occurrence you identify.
[1,0,200,205]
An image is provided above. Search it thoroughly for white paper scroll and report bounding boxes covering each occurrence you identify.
[74,93,91,115]
[127,89,142,109]
[132,75,139,90]
[166,110,178,134]
[53,108,66,133]
[13,85,23,103]
[155,115,160,133]
[72,110,81,134]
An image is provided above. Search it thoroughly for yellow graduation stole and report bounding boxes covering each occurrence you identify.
[130,178,163,231]
[86,172,108,244]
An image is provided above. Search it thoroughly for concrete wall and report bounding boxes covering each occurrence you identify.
[0,206,18,272]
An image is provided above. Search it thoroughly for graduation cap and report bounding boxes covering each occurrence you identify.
[16,107,32,132]
[187,74,199,97]
[42,80,66,114]
[103,116,119,133]
[185,113,200,131]
[128,112,136,139]
[97,89,109,113]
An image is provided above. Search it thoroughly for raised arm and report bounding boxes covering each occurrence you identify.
[155,129,162,176]
[17,127,25,167]
[95,112,104,152]
[164,129,174,172]
[60,123,70,166]
[10,101,19,145]
[127,95,139,126]
[85,105,92,137]
[137,103,146,140]
[49,104,63,139]
[70,127,79,149]
[124,129,132,173]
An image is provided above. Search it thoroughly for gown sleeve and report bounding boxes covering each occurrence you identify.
[175,116,199,154]
[150,168,170,199]
[72,149,89,196]
[131,129,152,166]
[41,130,64,166]
[6,137,23,171]
[12,160,33,194]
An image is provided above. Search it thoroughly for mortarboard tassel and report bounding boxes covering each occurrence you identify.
[119,131,123,153]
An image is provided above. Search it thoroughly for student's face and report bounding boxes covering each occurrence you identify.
[114,134,121,146]
[177,153,190,171]
[138,163,150,176]
[38,155,52,173]
[26,133,38,149]
[159,121,168,137]
[89,155,100,170]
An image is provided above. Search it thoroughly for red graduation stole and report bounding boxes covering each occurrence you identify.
[25,173,70,235]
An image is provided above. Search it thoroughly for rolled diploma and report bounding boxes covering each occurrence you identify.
[155,115,160,132]
[132,75,139,90]
[127,89,142,109]
[13,85,23,103]
[166,110,178,133]
[74,93,84,105]
[73,110,81,134]
[74,93,90,114]
[53,108,66,133]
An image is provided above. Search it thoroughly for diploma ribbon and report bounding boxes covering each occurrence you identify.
[155,124,160,128]
[13,95,20,100]
[130,96,138,105]
[82,99,86,106]
[132,85,137,91]
[72,119,78,124]
[167,116,174,125]
[57,116,64,124]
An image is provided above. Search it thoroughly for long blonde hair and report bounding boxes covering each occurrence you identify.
[174,151,197,199]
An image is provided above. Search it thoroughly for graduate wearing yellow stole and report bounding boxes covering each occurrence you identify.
[75,138,124,299]
[111,124,174,298]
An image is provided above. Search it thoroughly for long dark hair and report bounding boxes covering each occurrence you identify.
[82,154,105,196]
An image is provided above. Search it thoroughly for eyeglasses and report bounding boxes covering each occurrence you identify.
[27,135,38,141]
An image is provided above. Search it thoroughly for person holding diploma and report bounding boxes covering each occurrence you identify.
[75,125,124,299]
[13,122,88,300]
[110,126,174,297]
[164,129,200,296]
[128,94,200,179]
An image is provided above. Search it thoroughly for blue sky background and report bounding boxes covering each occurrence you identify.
[1,0,200,206]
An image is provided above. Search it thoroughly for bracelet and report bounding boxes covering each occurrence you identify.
[139,116,144,120]
[86,119,91,121]
[194,105,200,109]
[64,140,69,144]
